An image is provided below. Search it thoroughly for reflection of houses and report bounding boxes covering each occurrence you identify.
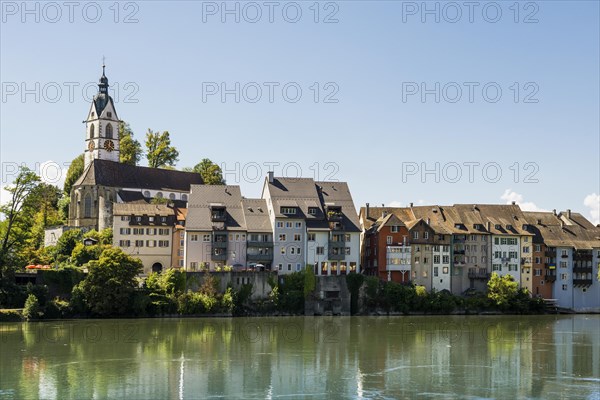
[112,203,177,275]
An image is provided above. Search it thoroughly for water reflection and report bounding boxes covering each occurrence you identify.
[1,316,599,399]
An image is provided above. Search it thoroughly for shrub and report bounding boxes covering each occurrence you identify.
[23,294,41,321]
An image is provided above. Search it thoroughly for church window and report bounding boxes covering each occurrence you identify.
[89,124,95,139]
[105,123,113,139]
[182,194,188,201]
[169,193,176,200]
[156,192,164,199]
[143,191,150,198]
[84,194,92,218]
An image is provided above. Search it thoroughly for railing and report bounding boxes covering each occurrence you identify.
[212,241,227,249]
[247,254,273,262]
[573,279,592,286]
[329,253,345,261]
[573,266,593,274]
[468,269,490,279]
[544,273,556,282]
[453,250,465,255]
[211,253,227,261]
[211,213,226,222]
[247,241,273,248]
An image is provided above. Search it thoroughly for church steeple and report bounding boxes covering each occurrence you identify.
[84,63,120,169]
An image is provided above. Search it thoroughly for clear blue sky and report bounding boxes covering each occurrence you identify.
[1,1,599,222]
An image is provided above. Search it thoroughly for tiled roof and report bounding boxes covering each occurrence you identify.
[113,203,175,217]
[242,199,272,233]
[186,185,246,231]
[74,159,203,191]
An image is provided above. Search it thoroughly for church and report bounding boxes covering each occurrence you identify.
[67,66,203,231]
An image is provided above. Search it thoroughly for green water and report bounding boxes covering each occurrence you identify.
[1,316,599,399]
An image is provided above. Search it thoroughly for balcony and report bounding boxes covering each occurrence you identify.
[211,213,226,222]
[545,264,556,269]
[468,269,490,280]
[561,254,569,259]
[247,254,273,262]
[544,273,557,282]
[573,279,593,287]
[574,254,593,262]
[573,266,593,274]
[453,250,465,255]
[247,241,273,248]
[330,222,345,231]
[327,211,343,222]
[211,253,227,261]
[544,250,555,257]
[329,253,345,261]
[212,241,227,249]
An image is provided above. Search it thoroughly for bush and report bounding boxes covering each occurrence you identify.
[0,309,22,322]
[43,298,72,319]
[23,294,41,321]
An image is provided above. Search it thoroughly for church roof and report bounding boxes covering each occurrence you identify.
[74,159,203,191]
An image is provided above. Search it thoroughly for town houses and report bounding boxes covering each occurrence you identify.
[45,67,600,312]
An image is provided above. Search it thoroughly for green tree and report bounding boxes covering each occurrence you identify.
[304,266,316,298]
[119,122,142,165]
[54,229,83,261]
[73,247,143,316]
[0,167,40,277]
[487,272,519,309]
[23,294,41,320]
[191,159,225,185]
[145,129,179,169]
[63,154,84,195]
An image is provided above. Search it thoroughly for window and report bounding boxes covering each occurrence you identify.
[119,228,131,235]
[387,236,393,245]
[560,273,567,280]
[121,216,130,221]
[534,269,542,276]
[295,222,302,229]
[296,264,302,271]
[119,240,131,247]
[523,246,530,253]
[482,256,487,263]
[535,244,541,252]
[443,255,449,264]
[345,247,351,255]
[294,234,301,241]
[147,240,156,247]
[434,267,439,277]
[135,240,144,247]
[182,194,188,201]
[278,264,283,271]
[158,240,169,247]
[159,228,169,235]
[190,234,199,242]
[413,231,419,240]
[105,123,113,138]
[391,226,399,233]
[202,234,211,242]
[156,192,163,199]
[561,249,568,256]
[107,112,112,118]
[279,234,286,242]
[316,247,324,255]
[280,247,286,255]
[143,191,150,198]
[178,260,184,267]
[148,217,155,223]
[422,271,428,278]
[84,194,92,218]
[308,207,318,215]
[281,207,296,215]
[191,262,198,270]
[415,257,420,263]
[434,255,440,264]
[562,284,568,291]
[133,228,144,235]
[471,256,476,263]
[492,264,501,271]
[147,228,157,235]
[345,234,351,242]
[287,264,292,271]
[494,237,499,245]
[169,193,176,200]
[560,262,567,268]
[290,247,296,255]
[89,124,95,138]
[286,222,292,228]
[424,232,429,239]
[277,222,283,228]
[442,267,449,274]
[424,257,429,263]
[308,233,316,241]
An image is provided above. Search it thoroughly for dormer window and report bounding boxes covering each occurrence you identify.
[281,207,296,215]
[308,207,318,215]
[506,224,513,230]
[495,224,501,230]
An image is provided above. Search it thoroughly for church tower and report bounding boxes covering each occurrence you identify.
[84,65,120,168]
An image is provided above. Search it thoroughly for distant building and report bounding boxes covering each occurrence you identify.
[112,203,177,275]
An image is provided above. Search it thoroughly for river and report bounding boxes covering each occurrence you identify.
[1,315,599,399]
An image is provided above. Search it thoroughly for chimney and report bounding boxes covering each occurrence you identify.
[366,203,370,219]
[552,209,557,216]
[409,202,413,207]
[511,201,516,205]
[268,171,274,183]
[537,219,541,225]
[567,209,571,219]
